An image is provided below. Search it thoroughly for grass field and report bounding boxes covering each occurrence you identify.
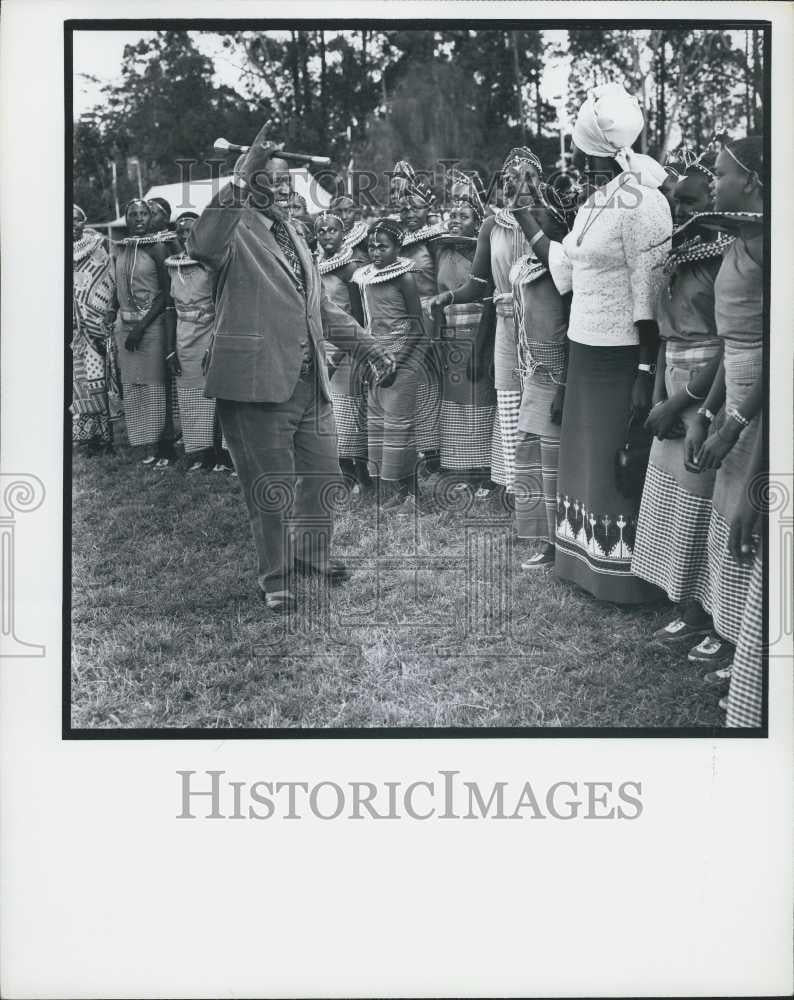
[70,425,723,731]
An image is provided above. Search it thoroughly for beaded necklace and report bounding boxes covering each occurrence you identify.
[401,222,445,247]
[318,245,354,275]
[342,220,369,250]
[73,231,104,265]
[164,252,203,283]
[673,211,763,238]
[663,233,734,275]
[351,258,416,286]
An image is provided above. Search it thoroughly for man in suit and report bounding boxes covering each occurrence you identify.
[188,125,394,613]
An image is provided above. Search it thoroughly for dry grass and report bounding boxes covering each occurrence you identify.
[70,428,722,731]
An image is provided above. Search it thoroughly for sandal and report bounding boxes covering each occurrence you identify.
[262,590,297,614]
[652,617,711,643]
[688,634,733,665]
[520,547,555,570]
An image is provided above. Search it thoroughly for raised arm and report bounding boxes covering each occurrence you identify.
[185,182,247,271]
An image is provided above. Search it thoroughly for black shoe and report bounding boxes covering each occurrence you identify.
[294,556,350,583]
[259,589,298,614]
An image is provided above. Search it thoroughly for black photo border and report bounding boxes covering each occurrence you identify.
[63,16,773,740]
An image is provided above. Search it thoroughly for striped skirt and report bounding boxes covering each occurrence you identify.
[490,390,521,490]
[698,342,762,644]
[726,547,764,728]
[514,433,560,543]
[631,340,722,602]
[367,365,418,482]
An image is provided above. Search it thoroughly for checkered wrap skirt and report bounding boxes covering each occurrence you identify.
[176,385,216,453]
[726,548,764,728]
[632,464,714,603]
[415,366,442,452]
[632,342,721,601]
[490,390,521,490]
[122,383,167,447]
[439,402,495,470]
[330,391,368,458]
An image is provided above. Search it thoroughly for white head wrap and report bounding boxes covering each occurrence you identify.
[572,82,668,189]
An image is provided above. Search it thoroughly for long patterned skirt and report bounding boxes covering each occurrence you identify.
[631,340,722,602]
[515,433,560,542]
[438,303,496,471]
[698,342,762,644]
[554,341,662,605]
[514,371,562,543]
[71,328,113,445]
[726,547,764,728]
[367,365,418,482]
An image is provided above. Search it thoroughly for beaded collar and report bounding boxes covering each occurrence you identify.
[73,231,104,264]
[164,253,202,268]
[509,253,549,287]
[494,207,520,230]
[318,245,354,275]
[401,222,445,247]
[342,220,369,249]
[114,230,176,247]
[674,211,763,238]
[352,257,416,286]
[664,233,734,274]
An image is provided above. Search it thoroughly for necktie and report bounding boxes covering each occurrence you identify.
[271,220,306,296]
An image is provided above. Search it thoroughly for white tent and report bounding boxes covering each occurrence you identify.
[95,170,332,235]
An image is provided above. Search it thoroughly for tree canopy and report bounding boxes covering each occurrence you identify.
[74,27,765,222]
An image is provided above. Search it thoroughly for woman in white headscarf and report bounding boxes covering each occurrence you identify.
[512,82,672,604]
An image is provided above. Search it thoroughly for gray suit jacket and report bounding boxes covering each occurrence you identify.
[187,183,376,403]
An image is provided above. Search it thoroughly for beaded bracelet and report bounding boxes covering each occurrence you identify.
[726,406,750,428]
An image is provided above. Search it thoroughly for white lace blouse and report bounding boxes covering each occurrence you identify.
[548,172,672,347]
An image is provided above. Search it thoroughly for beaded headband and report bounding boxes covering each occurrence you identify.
[711,133,764,188]
[369,218,405,244]
[448,168,485,222]
[124,198,151,217]
[677,147,716,180]
[502,146,543,176]
[314,211,344,231]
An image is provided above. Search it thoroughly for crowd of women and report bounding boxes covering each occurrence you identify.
[72,82,767,728]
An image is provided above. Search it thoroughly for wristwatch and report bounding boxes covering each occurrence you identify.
[637,363,656,376]
[696,406,716,423]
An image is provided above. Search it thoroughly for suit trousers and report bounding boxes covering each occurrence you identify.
[217,372,341,595]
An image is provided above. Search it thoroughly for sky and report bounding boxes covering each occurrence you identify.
[73,29,572,123]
